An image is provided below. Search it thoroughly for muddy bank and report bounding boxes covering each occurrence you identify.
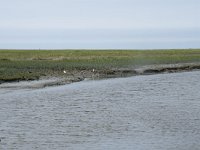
[1,62,200,89]
[138,63,200,74]
[99,62,200,77]
[0,77,84,89]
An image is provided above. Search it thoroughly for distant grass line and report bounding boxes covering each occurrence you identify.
[0,49,200,81]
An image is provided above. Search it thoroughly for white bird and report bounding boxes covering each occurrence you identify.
[63,70,66,74]
[92,69,95,72]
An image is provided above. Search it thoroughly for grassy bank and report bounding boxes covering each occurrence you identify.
[1,49,200,82]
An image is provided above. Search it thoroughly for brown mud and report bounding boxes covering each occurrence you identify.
[1,62,200,89]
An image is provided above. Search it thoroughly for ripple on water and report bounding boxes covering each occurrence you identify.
[0,71,200,150]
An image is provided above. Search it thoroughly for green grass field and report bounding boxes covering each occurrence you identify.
[1,49,200,81]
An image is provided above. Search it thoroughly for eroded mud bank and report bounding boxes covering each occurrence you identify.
[1,63,200,89]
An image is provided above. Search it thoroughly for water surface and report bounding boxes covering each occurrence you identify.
[0,71,200,150]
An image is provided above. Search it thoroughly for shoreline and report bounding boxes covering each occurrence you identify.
[1,62,200,89]
[1,49,200,84]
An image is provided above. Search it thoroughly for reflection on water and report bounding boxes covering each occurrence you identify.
[0,71,200,150]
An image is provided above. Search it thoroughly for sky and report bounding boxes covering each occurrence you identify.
[0,0,200,49]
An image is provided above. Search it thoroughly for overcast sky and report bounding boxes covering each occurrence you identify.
[0,0,200,49]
